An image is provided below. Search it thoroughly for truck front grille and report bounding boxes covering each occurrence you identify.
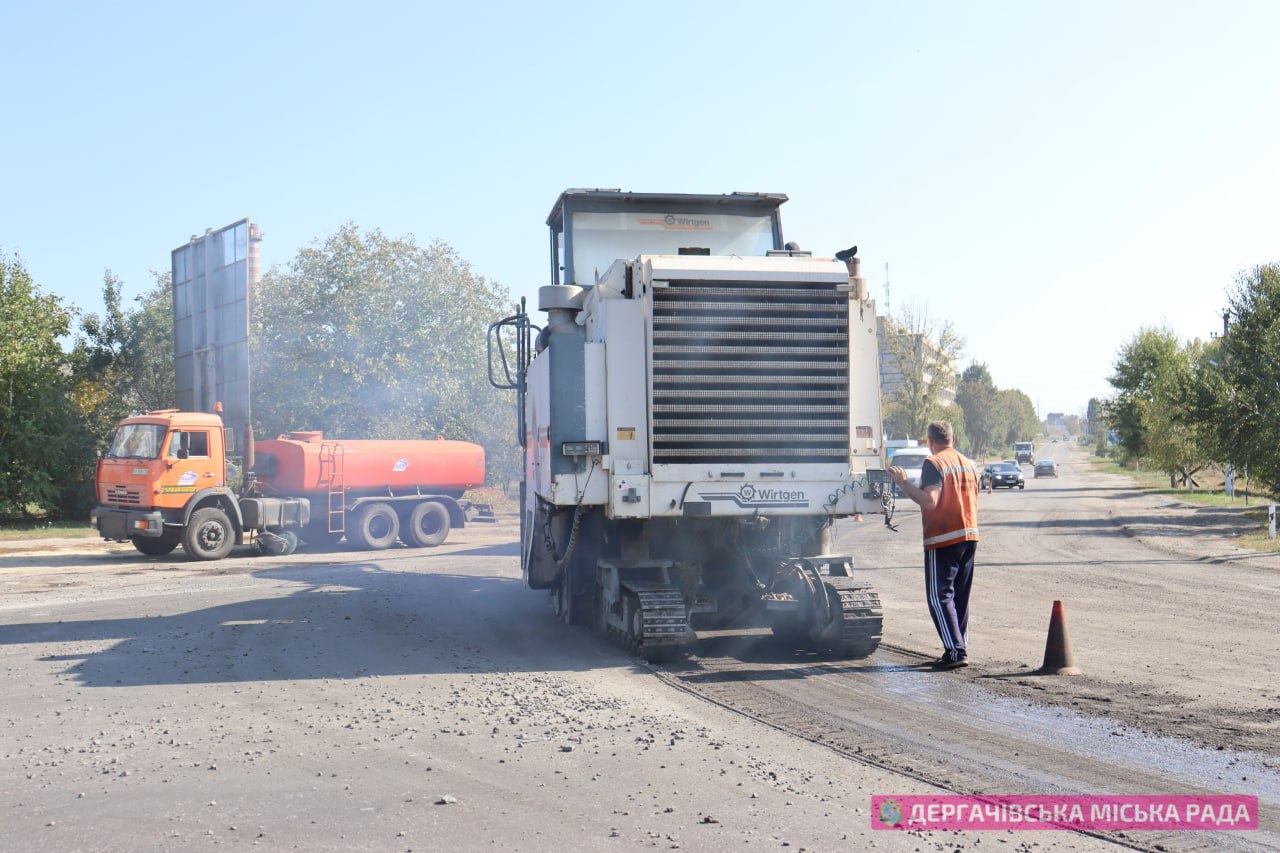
[651,280,850,464]
[104,486,143,506]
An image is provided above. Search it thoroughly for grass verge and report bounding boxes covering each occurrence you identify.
[1086,454,1280,552]
[0,520,97,541]
[1238,527,1280,553]
[463,486,517,517]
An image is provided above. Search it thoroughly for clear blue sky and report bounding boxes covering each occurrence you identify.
[3,1,1278,418]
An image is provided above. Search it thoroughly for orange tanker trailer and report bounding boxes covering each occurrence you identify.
[91,410,490,560]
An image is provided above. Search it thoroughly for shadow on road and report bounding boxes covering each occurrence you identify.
[449,541,521,558]
[0,529,522,572]
[0,561,617,687]
[0,550,144,572]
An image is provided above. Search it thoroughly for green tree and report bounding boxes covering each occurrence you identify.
[62,271,176,515]
[955,363,1000,459]
[122,271,175,413]
[70,272,133,442]
[1103,327,1182,462]
[1086,397,1113,456]
[0,253,80,517]
[64,271,137,515]
[1208,263,1280,495]
[1139,337,1212,488]
[1104,326,1217,486]
[1085,397,1102,439]
[996,388,1038,449]
[880,305,964,440]
[251,224,517,485]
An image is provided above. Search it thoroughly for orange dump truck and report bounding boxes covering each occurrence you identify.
[90,410,489,560]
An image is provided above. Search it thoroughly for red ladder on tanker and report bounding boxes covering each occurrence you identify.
[319,442,345,534]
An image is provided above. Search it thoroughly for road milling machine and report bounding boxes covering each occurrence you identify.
[489,190,892,660]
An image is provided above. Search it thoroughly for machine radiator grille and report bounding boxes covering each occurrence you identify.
[651,279,850,464]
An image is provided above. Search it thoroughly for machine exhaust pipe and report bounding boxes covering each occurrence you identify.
[835,246,867,301]
[243,423,255,475]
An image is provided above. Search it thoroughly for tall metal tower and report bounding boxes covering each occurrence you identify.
[884,262,891,317]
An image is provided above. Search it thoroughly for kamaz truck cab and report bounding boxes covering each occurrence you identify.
[90,410,263,559]
[91,409,314,560]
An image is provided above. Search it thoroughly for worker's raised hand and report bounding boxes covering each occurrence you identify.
[887,466,907,486]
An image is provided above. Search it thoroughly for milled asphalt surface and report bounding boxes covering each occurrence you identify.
[2,448,1277,851]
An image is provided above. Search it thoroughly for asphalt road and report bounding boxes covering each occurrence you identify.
[1,443,1277,852]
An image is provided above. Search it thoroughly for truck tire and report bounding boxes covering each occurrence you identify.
[131,534,179,557]
[403,501,450,548]
[350,502,399,550]
[183,507,235,561]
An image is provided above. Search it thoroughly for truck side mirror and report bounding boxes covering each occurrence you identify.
[177,449,189,460]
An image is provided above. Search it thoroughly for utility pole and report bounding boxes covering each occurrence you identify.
[1222,309,1230,365]
[884,262,891,318]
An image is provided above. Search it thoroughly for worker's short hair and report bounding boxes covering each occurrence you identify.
[926,421,953,444]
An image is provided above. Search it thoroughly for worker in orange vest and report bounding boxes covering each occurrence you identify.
[888,420,981,670]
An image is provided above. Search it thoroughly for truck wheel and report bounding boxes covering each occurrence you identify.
[183,507,235,561]
[350,502,399,550]
[132,534,179,557]
[403,501,450,547]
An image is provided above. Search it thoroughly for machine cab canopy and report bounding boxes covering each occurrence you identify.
[546,189,789,286]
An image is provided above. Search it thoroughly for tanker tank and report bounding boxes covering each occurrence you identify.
[253,431,484,500]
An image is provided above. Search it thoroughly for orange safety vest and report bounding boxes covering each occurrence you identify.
[921,446,981,550]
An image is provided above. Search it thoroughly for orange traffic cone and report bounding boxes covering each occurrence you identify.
[1038,600,1082,675]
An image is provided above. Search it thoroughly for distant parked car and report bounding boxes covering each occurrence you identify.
[1034,459,1059,478]
[985,462,1025,490]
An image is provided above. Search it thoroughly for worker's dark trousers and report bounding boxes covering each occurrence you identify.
[925,541,976,659]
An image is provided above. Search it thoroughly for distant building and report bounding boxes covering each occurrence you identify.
[1046,412,1066,429]
[877,316,956,409]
